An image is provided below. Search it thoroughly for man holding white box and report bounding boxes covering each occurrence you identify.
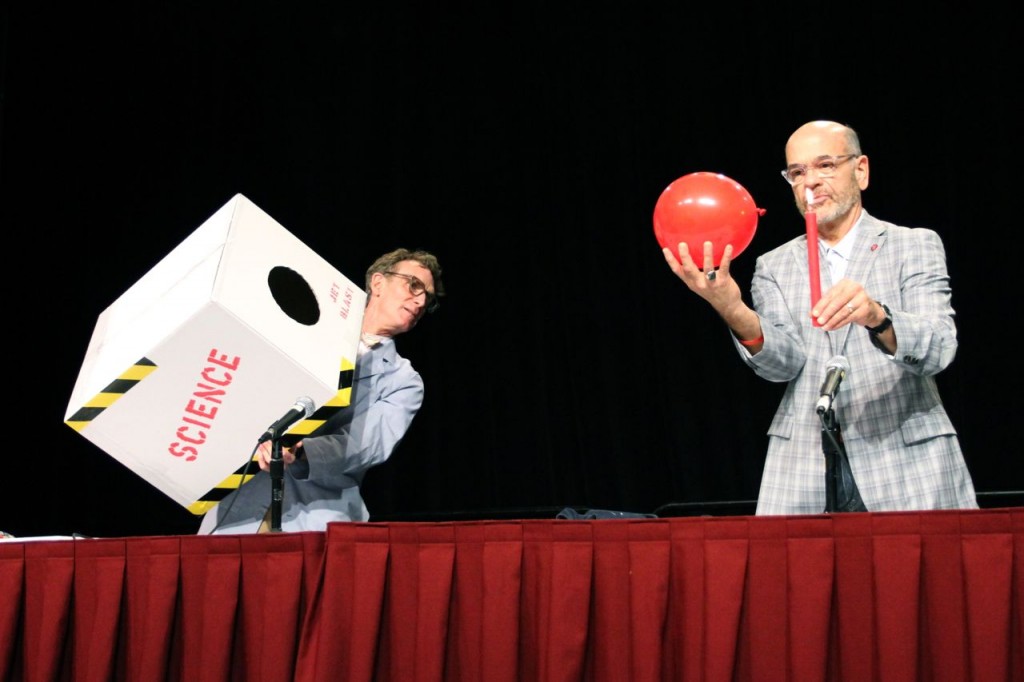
[199,248,445,534]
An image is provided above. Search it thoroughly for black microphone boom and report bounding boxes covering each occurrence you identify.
[815,356,850,415]
[258,396,316,443]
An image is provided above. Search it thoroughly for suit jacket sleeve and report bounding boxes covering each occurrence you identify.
[292,342,424,489]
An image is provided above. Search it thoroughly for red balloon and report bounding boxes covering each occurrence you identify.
[653,172,765,268]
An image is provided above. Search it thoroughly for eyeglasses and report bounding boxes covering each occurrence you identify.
[780,154,859,186]
[383,271,440,313]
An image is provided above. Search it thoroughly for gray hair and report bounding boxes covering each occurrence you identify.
[365,248,445,299]
[839,123,863,155]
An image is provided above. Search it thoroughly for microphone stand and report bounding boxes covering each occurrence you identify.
[820,406,843,513]
[269,436,284,532]
[818,406,867,513]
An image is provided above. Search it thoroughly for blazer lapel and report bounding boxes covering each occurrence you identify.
[835,212,888,354]
[844,212,888,286]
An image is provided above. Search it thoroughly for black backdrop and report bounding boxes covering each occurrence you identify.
[3,4,1020,538]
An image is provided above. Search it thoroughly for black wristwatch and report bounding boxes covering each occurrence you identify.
[866,303,892,335]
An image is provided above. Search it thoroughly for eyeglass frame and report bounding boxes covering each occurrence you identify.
[383,271,440,313]
[780,154,860,186]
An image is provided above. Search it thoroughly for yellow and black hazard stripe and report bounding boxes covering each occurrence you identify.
[187,355,358,515]
[186,457,261,515]
[277,356,357,447]
[64,358,158,432]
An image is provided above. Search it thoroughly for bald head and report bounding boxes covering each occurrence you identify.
[786,121,862,159]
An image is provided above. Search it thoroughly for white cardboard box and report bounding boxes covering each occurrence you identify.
[65,193,366,513]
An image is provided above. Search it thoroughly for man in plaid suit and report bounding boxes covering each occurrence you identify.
[663,120,977,515]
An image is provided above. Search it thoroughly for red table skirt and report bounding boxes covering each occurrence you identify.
[2,508,1022,681]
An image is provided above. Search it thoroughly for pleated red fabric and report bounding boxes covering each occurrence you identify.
[1,509,1021,682]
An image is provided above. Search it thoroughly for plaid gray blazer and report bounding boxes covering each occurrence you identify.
[736,210,978,515]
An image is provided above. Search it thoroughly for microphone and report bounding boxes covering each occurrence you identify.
[815,356,850,415]
[258,396,316,443]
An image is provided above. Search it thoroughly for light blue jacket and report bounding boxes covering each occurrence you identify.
[199,338,423,533]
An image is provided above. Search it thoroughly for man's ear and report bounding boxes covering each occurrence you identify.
[370,271,385,297]
[855,155,870,191]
